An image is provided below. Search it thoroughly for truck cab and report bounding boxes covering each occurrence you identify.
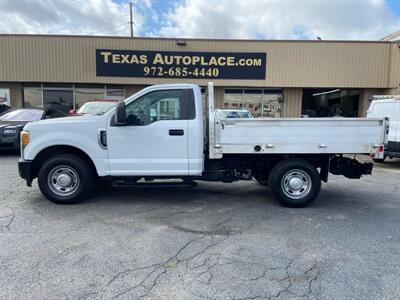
[107,84,204,176]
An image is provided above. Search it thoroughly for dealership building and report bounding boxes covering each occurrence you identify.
[0,34,399,118]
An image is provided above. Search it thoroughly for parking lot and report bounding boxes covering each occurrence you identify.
[0,153,399,299]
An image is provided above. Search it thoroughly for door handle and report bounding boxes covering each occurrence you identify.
[169,129,184,136]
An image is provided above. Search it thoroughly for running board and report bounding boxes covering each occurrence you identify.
[111,180,197,189]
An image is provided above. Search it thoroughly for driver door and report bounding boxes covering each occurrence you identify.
[106,88,192,176]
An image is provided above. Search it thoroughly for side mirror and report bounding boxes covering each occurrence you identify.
[114,101,127,125]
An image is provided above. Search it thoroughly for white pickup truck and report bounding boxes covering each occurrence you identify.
[19,83,388,207]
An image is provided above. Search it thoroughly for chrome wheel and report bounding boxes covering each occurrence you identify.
[48,165,80,197]
[281,169,312,200]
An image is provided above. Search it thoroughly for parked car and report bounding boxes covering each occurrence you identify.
[215,109,253,119]
[19,83,386,208]
[69,99,119,116]
[367,98,400,162]
[0,108,44,150]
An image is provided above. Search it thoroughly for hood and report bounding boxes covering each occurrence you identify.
[23,114,108,131]
[0,120,28,129]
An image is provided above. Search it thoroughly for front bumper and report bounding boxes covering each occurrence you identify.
[18,159,33,186]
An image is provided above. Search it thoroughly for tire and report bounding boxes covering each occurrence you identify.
[269,159,321,208]
[38,154,94,204]
[254,175,269,186]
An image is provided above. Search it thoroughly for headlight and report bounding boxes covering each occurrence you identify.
[3,128,17,136]
[21,131,30,147]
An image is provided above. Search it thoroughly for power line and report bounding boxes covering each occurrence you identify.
[89,22,129,35]
[87,2,136,37]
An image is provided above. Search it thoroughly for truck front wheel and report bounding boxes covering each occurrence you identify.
[38,154,94,204]
[269,159,321,208]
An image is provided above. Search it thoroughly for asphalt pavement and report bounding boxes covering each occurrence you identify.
[1,153,400,299]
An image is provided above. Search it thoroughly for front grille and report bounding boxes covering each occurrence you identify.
[1,130,17,137]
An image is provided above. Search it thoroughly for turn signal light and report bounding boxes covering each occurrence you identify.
[21,131,30,146]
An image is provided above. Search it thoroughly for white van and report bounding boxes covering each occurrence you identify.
[367,98,400,161]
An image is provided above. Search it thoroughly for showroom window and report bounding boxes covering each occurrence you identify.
[106,85,125,101]
[23,84,125,115]
[243,89,263,118]
[302,89,359,117]
[23,84,42,108]
[224,89,283,118]
[224,89,244,109]
[0,88,10,106]
[75,84,105,110]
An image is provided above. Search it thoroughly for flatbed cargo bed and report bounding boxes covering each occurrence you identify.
[206,83,388,159]
[214,117,387,155]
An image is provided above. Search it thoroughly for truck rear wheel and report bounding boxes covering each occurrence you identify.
[38,154,94,204]
[269,159,321,208]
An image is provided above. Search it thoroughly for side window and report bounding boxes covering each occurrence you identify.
[124,89,194,126]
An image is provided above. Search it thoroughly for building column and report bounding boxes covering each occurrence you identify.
[358,88,388,117]
[282,88,302,117]
[213,86,224,108]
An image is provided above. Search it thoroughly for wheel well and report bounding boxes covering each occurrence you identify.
[32,145,98,178]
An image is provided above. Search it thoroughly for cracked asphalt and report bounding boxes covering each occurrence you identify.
[1,153,400,299]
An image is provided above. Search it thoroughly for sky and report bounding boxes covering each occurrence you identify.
[0,0,399,40]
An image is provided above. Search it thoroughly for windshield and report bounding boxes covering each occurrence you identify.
[217,110,252,119]
[0,109,43,121]
[77,101,117,115]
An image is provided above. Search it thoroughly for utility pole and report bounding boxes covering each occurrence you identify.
[129,2,133,37]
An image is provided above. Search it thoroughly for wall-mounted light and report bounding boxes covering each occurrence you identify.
[176,40,187,46]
